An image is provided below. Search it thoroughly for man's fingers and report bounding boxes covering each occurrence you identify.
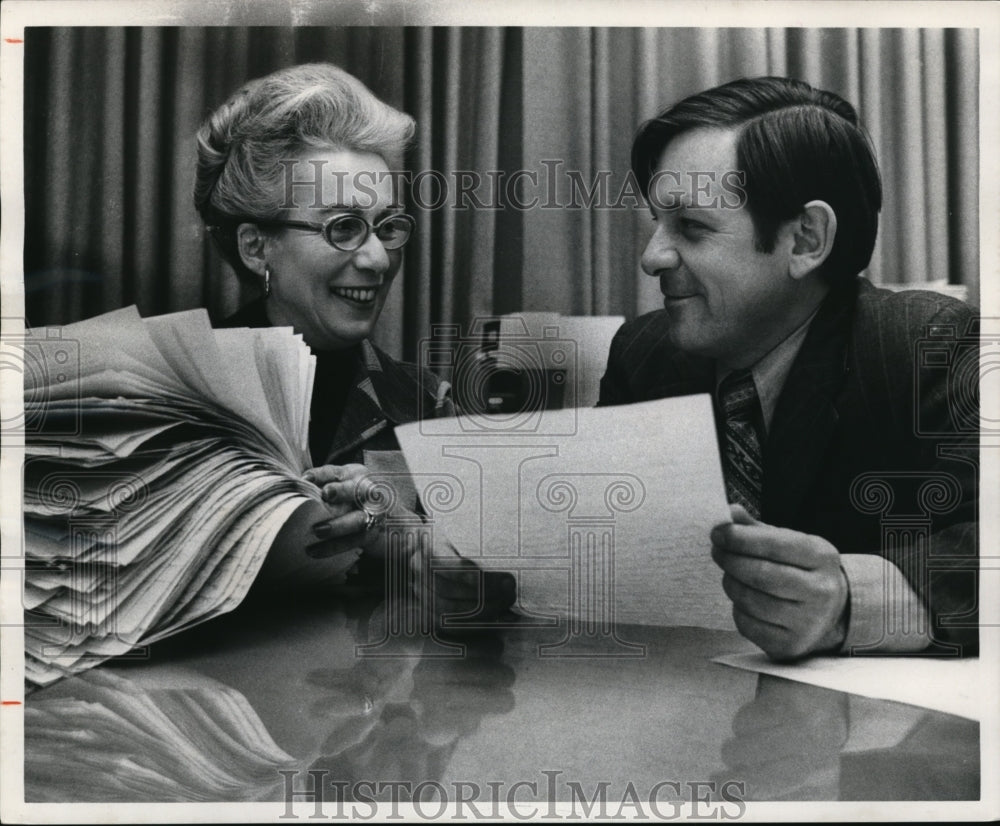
[721,572,798,627]
[408,569,482,614]
[710,504,758,540]
[485,571,517,607]
[712,546,812,598]
[729,503,759,526]
[731,606,807,661]
[410,557,481,591]
[710,523,832,570]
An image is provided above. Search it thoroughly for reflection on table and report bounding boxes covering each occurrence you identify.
[24,593,979,804]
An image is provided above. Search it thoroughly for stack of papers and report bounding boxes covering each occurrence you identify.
[22,307,320,685]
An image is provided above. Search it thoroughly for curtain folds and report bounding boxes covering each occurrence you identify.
[23,27,979,361]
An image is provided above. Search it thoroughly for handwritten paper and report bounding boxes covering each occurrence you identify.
[22,308,320,685]
[395,395,735,630]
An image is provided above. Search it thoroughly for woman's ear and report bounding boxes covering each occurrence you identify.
[236,223,268,277]
[788,200,837,281]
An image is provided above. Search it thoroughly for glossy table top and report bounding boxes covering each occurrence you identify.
[24,592,979,806]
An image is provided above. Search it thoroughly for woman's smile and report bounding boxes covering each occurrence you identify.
[329,285,380,307]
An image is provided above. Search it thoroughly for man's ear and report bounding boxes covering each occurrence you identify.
[787,200,837,280]
[236,223,268,278]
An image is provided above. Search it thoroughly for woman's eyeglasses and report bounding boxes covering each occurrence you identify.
[255,213,416,251]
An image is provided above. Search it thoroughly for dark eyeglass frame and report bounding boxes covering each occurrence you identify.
[253,212,416,251]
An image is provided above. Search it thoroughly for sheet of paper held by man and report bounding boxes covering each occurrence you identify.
[395,394,736,630]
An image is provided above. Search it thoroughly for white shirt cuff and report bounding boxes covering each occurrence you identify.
[839,554,933,654]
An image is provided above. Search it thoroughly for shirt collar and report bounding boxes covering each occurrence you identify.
[716,306,820,434]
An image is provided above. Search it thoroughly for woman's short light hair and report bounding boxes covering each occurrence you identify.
[194,62,415,281]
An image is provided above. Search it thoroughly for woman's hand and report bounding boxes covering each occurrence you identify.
[300,463,517,619]
[265,499,358,582]
[408,542,517,623]
[303,464,389,559]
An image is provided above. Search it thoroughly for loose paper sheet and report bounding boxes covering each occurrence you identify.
[714,652,983,721]
[395,394,735,629]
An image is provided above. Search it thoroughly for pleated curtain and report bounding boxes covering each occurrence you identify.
[23,27,979,361]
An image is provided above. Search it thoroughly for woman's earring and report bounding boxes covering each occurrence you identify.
[263,265,271,299]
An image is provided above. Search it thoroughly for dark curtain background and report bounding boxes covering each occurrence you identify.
[22,27,979,361]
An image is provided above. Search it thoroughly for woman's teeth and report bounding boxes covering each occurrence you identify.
[331,287,377,303]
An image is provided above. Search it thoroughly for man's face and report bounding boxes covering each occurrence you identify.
[641,127,801,369]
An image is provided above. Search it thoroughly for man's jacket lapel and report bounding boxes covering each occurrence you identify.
[762,281,857,526]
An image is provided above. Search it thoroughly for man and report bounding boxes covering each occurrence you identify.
[599,77,978,660]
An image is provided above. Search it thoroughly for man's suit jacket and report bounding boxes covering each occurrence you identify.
[598,277,979,653]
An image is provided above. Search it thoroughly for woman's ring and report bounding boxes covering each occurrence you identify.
[363,508,385,532]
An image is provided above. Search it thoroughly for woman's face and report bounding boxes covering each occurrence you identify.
[261,149,403,351]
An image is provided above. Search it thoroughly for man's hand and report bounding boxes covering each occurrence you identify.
[710,505,849,660]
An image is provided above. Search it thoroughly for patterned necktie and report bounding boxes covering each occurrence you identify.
[718,369,764,520]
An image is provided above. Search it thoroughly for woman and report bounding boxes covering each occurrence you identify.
[193,63,501,611]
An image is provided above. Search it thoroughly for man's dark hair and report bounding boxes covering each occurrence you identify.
[631,76,883,281]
